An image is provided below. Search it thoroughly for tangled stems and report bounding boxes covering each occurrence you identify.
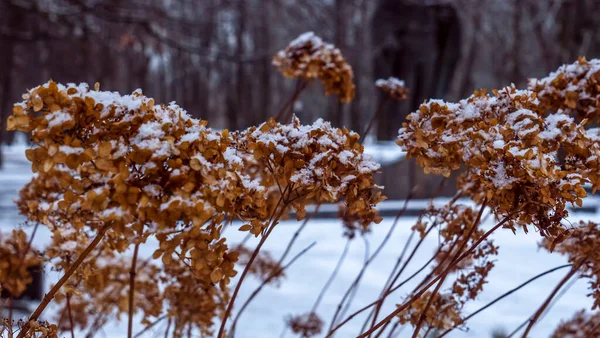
[327,196,411,334]
[217,196,290,338]
[521,262,583,337]
[411,200,487,337]
[230,241,318,336]
[17,222,112,338]
[128,230,143,338]
[358,209,518,338]
[437,263,573,338]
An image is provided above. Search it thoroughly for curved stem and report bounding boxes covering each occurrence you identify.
[411,200,487,337]
[128,239,142,338]
[438,264,572,338]
[326,254,437,337]
[311,238,351,313]
[327,195,413,334]
[358,210,514,338]
[18,223,111,338]
[217,202,288,338]
[133,315,167,338]
[361,98,387,143]
[229,206,320,336]
[66,293,75,338]
[229,241,317,335]
[521,263,581,337]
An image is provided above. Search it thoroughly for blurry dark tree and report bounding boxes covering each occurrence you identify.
[1,0,600,198]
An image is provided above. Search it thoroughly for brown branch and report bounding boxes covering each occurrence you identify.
[521,263,582,337]
[326,254,437,337]
[18,222,112,338]
[127,238,142,338]
[66,293,75,338]
[411,200,487,337]
[358,209,517,338]
[438,263,573,338]
[217,199,289,338]
[229,241,318,335]
[327,194,413,334]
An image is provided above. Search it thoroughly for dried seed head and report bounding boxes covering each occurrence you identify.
[273,32,355,102]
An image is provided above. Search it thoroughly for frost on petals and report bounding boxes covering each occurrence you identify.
[397,58,600,239]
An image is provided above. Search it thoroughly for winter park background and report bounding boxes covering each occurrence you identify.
[2,1,600,337]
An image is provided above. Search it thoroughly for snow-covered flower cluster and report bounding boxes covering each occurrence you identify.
[0,229,41,299]
[543,221,600,309]
[397,58,600,238]
[237,116,385,232]
[375,77,409,101]
[551,310,600,338]
[401,204,497,332]
[5,77,383,336]
[272,32,355,102]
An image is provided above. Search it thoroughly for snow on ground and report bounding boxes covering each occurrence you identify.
[0,140,596,338]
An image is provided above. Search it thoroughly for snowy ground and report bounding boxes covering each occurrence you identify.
[0,139,596,338]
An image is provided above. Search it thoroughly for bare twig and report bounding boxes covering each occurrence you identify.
[521,263,581,337]
[18,223,112,338]
[229,241,318,335]
[411,200,487,337]
[128,238,142,338]
[438,264,572,337]
[311,238,352,313]
[358,210,517,338]
[327,194,413,334]
[217,198,289,338]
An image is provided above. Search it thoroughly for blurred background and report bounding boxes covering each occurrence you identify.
[0,0,598,199]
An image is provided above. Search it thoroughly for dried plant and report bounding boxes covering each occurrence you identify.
[4,32,600,338]
[273,32,355,103]
[551,310,600,338]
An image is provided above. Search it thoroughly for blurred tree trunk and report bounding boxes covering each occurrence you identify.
[329,0,345,127]
[231,0,247,130]
[350,0,368,134]
[0,3,21,167]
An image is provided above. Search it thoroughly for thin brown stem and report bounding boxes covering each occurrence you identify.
[18,223,111,338]
[521,263,581,337]
[411,200,487,337]
[358,210,516,338]
[311,238,351,314]
[361,98,386,143]
[327,195,413,334]
[217,200,289,338]
[326,254,437,337]
[438,263,572,338]
[229,241,317,335]
[164,318,172,338]
[128,238,142,338]
[275,79,308,122]
[133,315,167,338]
[66,293,75,338]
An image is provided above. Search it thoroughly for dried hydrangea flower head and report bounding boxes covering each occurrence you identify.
[238,116,385,234]
[273,32,355,102]
[530,57,600,121]
[54,253,162,331]
[542,221,600,308]
[286,312,324,338]
[551,310,600,338]
[397,58,600,238]
[0,229,41,298]
[399,205,497,333]
[375,77,409,101]
[338,203,370,239]
[8,81,274,287]
[233,245,285,285]
[398,291,462,332]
